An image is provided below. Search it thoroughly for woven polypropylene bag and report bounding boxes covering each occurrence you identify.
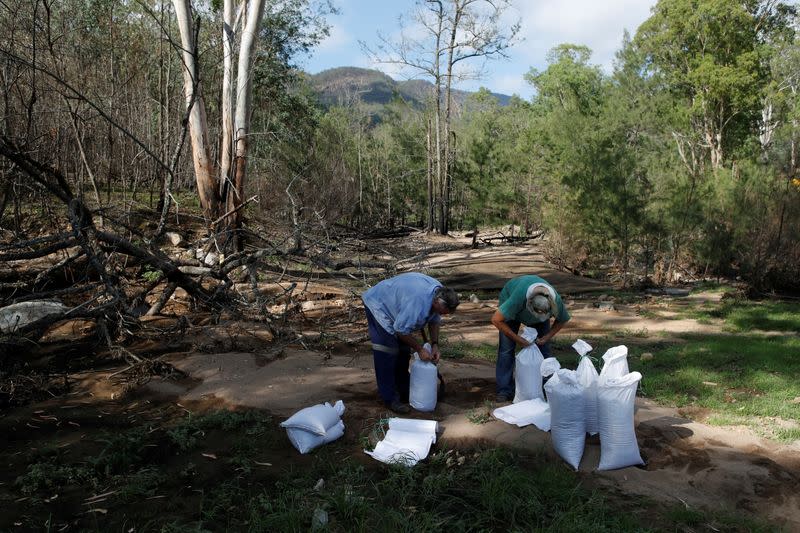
[597,372,644,470]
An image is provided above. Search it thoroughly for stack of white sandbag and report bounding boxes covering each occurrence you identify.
[514,327,545,403]
[410,343,438,412]
[544,369,586,470]
[597,346,644,470]
[492,338,645,472]
[280,400,345,454]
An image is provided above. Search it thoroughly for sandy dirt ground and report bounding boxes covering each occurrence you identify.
[134,240,799,530]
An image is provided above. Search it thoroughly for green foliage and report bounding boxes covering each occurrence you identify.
[16,461,95,495]
[142,266,162,283]
[91,426,151,475]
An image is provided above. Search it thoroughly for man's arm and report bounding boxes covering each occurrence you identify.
[427,322,441,362]
[397,333,434,361]
[491,310,531,347]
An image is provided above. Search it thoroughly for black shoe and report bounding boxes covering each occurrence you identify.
[495,394,511,403]
[389,401,411,414]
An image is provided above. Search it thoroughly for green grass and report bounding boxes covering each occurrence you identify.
[9,403,781,532]
[232,446,651,532]
[466,401,493,424]
[631,333,800,437]
[441,339,497,361]
[683,299,800,333]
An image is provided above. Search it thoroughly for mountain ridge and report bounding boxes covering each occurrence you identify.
[307,66,513,109]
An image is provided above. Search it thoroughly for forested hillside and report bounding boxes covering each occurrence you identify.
[308,66,512,110]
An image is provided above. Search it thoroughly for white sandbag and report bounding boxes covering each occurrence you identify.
[286,420,346,454]
[365,418,438,466]
[540,357,561,377]
[597,371,644,470]
[599,345,629,384]
[493,398,551,431]
[409,343,438,412]
[513,328,544,403]
[281,400,345,436]
[544,369,586,470]
[576,356,599,435]
[572,339,593,356]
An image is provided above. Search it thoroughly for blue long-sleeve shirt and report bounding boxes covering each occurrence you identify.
[361,273,442,335]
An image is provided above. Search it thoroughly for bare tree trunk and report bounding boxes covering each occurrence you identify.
[219,0,235,200]
[227,0,267,251]
[440,0,466,236]
[173,0,219,221]
[426,117,434,231]
[64,99,103,227]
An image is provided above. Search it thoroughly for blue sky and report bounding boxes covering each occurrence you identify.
[300,0,658,100]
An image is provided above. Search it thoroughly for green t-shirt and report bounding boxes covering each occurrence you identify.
[498,275,570,326]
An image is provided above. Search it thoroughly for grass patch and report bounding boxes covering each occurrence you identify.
[683,299,800,333]
[441,339,496,361]
[231,446,649,532]
[632,334,800,426]
[466,401,493,424]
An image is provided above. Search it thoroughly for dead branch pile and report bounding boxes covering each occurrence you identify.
[0,135,404,363]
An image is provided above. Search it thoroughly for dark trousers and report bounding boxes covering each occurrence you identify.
[365,307,411,405]
[495,319,551,397]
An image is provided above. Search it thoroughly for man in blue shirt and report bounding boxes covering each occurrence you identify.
[490,275,571,402]
[362,273,460,413]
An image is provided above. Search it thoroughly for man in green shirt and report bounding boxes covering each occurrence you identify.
[490,275,571,402]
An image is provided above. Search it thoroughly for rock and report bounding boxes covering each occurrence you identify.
[640,352,654,361]
[469,293,480,304]
[165,232,184,247]
[179,266,212,276]
[0,301,68,333]
[596,301,616,311]
[203,252,219,266]
[172,287,190,300]
[791,397,800,404]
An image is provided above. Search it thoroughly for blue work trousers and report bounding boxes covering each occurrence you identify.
[365,307,411,405]
[496,319,551,397]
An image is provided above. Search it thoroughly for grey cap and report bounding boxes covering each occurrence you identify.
[435,286,460,311]
[527,293,552,322]
[531,294,550,314]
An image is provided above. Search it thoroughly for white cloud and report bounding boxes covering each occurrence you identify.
[487,73,527,96]
[514,0,655,72]
[316,20,352,54]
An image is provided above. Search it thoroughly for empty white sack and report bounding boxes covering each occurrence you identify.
[493,398,551,431]
[365,418,438,467]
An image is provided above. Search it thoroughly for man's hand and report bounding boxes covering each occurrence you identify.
[430,343,441,363]
[517,337,532,348]
[535,336,549,347]
[418,346,435,362]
